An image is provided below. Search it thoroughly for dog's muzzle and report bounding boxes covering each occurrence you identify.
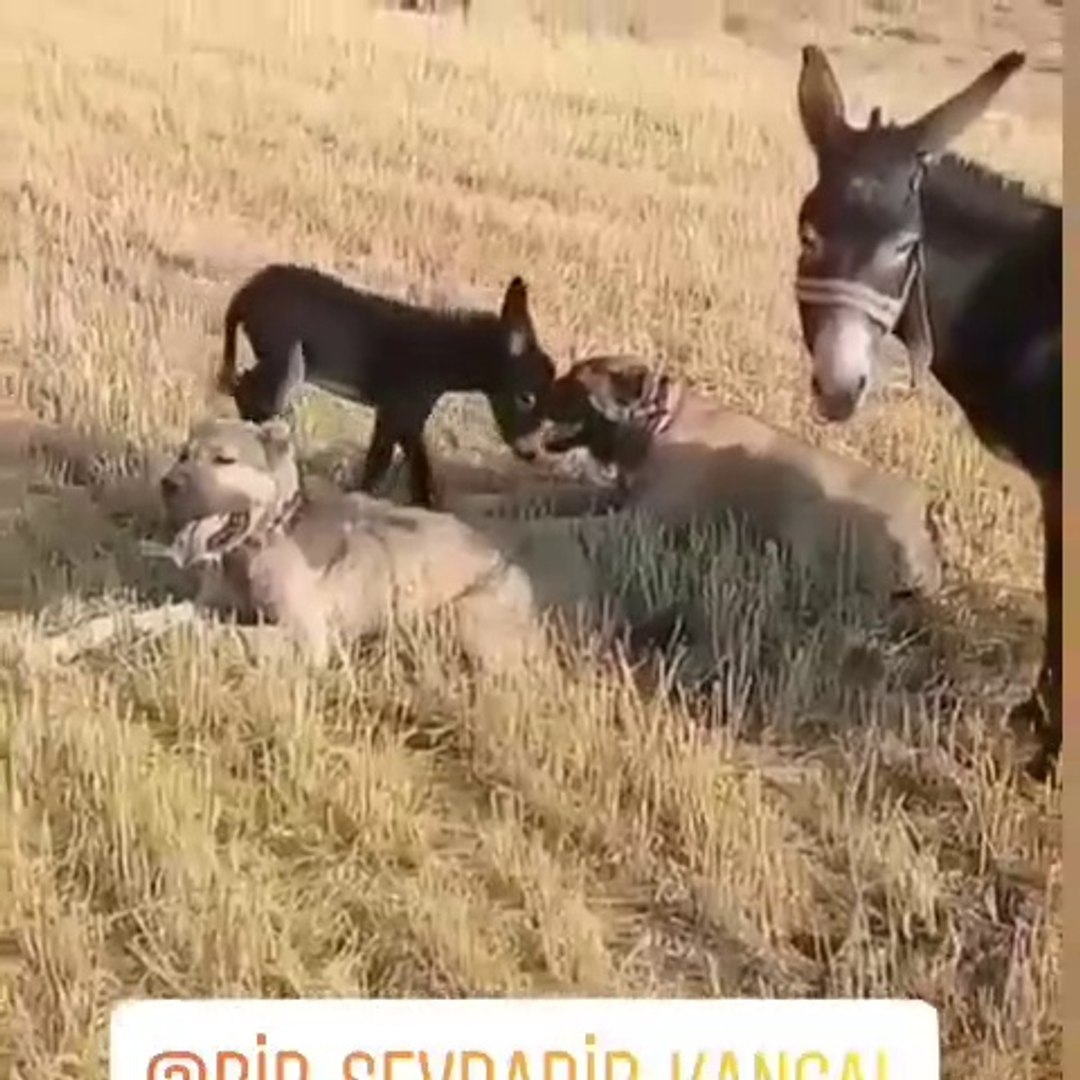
[159,472,190,527]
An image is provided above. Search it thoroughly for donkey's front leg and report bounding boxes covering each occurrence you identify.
[1009,477,1061,780]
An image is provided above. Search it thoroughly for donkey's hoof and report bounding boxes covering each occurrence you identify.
[1006,692,1060,783]
[1023,744,1059,784]
[1006,692,1046,738]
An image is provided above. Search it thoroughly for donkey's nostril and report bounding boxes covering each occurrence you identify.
[855,374,868,394]
[811,374,822,396]
[160,475,180,496]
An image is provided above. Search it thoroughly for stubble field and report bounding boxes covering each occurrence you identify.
[0,0,1063,1076]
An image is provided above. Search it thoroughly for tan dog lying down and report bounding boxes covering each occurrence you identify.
[154,417,614,669]
[455,355,942,599]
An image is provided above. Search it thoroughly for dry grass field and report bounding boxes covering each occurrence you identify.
[0,0,1063,1076]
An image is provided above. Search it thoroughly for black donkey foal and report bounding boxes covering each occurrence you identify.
[215,264,557,508]
[792,46,1062,780]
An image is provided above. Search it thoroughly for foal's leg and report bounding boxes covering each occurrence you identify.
[1009,477,1062,780]
[355,410,397,494]
[399,428,439,508]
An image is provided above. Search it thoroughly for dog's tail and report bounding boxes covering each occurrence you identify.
[214,291,245,396]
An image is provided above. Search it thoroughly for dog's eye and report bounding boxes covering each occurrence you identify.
[516,391,537,410]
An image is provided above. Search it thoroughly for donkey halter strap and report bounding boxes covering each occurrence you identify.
[795,253,920,333]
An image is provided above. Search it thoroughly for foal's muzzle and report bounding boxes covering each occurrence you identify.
[540,420,586,454]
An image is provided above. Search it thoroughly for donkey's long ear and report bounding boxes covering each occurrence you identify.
[798,45,849,153]
[904,50,1025,153]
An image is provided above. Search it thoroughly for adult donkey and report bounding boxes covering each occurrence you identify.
[792,47,1062,780]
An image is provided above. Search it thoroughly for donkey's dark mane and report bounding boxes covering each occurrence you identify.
[923,150,1059,230]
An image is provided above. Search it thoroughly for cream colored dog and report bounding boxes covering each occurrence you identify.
[454,355,943,601]
[153,416,614,670]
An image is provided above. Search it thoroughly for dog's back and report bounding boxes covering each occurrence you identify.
[211,485,549,669]
[628,388,941,597]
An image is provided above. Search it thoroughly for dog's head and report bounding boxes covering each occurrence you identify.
[541,355,670,466]
[159,416,300,531]
[484,276,557,462]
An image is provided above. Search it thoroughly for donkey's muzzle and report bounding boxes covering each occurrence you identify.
[812,380,864,423]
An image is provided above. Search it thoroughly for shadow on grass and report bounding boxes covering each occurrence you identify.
[1,417,1047,777]
[0,418,594,617]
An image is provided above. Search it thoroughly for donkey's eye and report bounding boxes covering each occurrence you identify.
[516,391,537,410]
[799,222,823,256]
[890,235,919,262]
[212,452,237,466]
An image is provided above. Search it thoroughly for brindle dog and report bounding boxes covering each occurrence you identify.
[792,47,1062,779]
[456,355,943,603]
[215,264,556,508]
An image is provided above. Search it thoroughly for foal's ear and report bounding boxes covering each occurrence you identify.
[268,340,307,415]
[257,418,295,464]
[797,45,849,154]
[500,276,532,326]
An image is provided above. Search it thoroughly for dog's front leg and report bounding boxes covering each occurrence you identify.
[21,600,203,667]
[193,564,238,613]
[226,615,331,668]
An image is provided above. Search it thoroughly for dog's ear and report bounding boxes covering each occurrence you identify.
[579,359,650,421]
[606,362,651,407]
[257,418,295,465]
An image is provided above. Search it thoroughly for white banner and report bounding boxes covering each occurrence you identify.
[111,998,939,1080]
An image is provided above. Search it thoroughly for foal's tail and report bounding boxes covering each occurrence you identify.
[214,292,245,396]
